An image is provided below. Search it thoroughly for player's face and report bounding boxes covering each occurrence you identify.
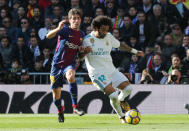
[69,14,81,30]
[98,25,109,38]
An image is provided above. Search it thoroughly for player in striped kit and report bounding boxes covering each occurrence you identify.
[46,8,91,123]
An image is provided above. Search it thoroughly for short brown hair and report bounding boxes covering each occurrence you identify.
[68,8,82,19]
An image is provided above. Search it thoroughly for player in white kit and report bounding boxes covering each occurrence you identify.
[80,16,144,123]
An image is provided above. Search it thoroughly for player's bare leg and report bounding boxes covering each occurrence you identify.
[104,84,126,123]
[117,81,132,112]
[52,87,64,123]
[66,69,85,116]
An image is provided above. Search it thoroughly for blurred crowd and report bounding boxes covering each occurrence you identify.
[0,0,188,84]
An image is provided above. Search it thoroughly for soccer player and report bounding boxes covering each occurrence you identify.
[81,15,144,123]
[46,8,90,123]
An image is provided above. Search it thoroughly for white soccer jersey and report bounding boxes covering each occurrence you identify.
[83,31,120,75]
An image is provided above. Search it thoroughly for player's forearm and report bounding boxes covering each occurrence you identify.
[78,53,86,60]
[119,42,138,54]
[46,28,61,39]
[78,46,92,60]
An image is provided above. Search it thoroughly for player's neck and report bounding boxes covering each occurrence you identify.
[93,31,106,39]
[69,26,79,31]
[93,31,100,38]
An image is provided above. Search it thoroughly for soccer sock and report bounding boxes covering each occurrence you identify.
[118,85,132,102]
[109,91,125,118]
[69,82,78,106]
[53,98,62,112]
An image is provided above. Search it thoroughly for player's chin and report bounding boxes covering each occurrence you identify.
[99,35,105,38]
[74,24,80,28]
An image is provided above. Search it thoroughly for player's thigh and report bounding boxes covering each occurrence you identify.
[90,73,112,92]
[64,65,76,83]
[104,84,116,96]
[50,67,64,89]
[65,69,75,82]
[112,70,129,89]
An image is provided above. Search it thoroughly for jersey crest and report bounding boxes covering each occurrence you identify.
[90,38,94,43]
[106,41,109,46]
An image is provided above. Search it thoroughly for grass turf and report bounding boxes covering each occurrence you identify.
[0,114,189,131]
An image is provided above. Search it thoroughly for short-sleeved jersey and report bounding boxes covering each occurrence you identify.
[83,31,120,75]
[52,26,84,68]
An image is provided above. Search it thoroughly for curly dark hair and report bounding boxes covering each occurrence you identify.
[91,15,113,32]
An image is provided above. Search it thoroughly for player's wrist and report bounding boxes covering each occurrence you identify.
[131,48,138,54]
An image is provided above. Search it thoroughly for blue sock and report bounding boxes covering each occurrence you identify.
[69,82,78,105]
[53,98,62,111]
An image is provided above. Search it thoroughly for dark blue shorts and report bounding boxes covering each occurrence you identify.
[50,64,76,89]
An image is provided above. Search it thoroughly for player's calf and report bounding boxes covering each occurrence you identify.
[120,101,131,112]
[118,85,132,112]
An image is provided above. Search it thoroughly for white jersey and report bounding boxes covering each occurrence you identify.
[83,31,120,75]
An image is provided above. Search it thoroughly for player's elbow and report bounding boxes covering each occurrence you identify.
[46,34,53,39]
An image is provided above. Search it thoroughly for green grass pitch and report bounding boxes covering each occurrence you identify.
[0,114,189,131]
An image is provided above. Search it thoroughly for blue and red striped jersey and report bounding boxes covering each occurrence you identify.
[52,26,84,68]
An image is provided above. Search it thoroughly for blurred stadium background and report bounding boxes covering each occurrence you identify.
[0,0,189,130]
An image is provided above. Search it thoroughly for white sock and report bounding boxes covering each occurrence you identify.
[109,92,124,118]
[118,85,132,102]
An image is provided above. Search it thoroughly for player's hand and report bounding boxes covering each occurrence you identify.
[84,46,92,54]
[58,20,68,30]
[137,51,145,57]
[79,46,92,54]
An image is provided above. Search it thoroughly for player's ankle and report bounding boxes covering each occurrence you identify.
[58,106,65,114]
[72,104,79,109]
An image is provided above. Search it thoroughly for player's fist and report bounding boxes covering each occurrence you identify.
[84,46,92,54]
[58,20,68,30]
[79,46,92,54]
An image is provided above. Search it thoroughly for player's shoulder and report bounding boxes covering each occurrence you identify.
[83,34,92,40]
[63,25,69,30]
[106,32,113,37]
[105,32,115,40]
[80,30,85,37]
[59,25,69,33]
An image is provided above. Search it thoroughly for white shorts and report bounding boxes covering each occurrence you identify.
[89,69,128,91]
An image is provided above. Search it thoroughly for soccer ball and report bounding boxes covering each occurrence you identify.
[125,109,141,124]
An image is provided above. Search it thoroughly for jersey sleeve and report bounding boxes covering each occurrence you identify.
[107,33,120,48]
[83,35,92,47]
[57,26,67,38]
[83,39,90,47]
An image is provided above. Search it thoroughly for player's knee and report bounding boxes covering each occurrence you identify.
[118,85,132,101]
[118,81,130,90]
[68,77,75,83]
[109,91,118,100]
[54,95,61,100]
[67,75,75,83]
[123,84,132,94]
[52,91,61,100]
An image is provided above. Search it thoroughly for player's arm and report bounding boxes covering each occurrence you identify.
[119,42,144,57]
[78,46,92,60]
[46,20,67,39]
